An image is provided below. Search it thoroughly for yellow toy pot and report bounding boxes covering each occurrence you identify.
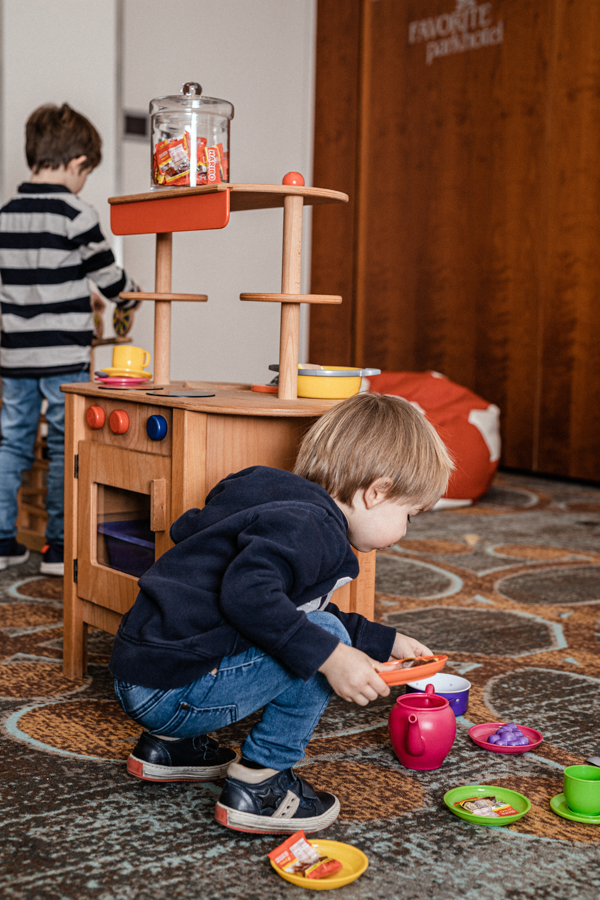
[296,366,380,399]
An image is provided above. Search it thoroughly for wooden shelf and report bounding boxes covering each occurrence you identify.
[120,292,207,302]
[108,183,349,239]
[240,293,342,304]
[92,337,132,347]
[17,500,47,517]
[16,422,48,549]
[108,182,349,210]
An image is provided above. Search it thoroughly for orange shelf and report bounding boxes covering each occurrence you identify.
[110,187,230,235]
[108,182,348,236]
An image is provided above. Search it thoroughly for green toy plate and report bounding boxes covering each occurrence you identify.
[550,793,600,825]
[443,784,531,827]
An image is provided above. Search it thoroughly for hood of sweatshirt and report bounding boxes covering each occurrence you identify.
[170,466,348,544]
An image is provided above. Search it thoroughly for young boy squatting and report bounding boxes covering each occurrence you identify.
[0,103,138,576]
[110,393,453,833]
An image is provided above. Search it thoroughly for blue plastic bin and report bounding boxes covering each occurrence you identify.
[97,520,155,577]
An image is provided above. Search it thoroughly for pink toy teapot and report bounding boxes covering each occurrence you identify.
[388,683,456,770]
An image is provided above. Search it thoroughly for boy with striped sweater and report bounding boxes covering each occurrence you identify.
[0,103,139,575]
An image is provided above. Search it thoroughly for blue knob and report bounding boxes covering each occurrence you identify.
[146,415,168,441]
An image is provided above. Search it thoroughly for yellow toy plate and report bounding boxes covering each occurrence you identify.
[270,839,368,890]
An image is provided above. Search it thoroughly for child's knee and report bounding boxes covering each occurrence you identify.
[306,610,352,646]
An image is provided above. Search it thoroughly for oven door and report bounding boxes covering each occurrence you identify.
[77,441,171,616]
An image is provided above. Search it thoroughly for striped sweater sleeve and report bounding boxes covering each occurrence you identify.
[67,205,138,308]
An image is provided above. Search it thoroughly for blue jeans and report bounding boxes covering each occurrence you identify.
[114,610,351,770]
[0,372,89,544]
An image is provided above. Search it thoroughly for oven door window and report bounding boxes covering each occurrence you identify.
[96,484,155,578]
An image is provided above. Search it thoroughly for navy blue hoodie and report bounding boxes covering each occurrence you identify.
[109,466,396,689]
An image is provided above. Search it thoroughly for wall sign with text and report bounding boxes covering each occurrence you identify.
[408,0,504,65]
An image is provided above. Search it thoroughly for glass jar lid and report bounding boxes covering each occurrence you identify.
[149,82,234,120]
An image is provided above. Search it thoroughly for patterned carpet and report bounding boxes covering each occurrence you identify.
[2,472,600,900]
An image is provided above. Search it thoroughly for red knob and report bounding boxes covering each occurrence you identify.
[86,405,105,429]
[282,171,304,186]
[109,409,129,434]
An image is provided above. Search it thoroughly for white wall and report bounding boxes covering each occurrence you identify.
[122,0,316,383]
[1,0,119,245]
[1,0,121,372]
[0,0,317,383]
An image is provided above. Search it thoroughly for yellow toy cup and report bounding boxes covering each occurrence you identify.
[112,345,151,372]
[296,366,380,400]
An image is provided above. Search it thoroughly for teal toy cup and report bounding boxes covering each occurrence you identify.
[564,765,600,815]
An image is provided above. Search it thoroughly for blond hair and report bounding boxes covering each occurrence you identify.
[294,392,454,508]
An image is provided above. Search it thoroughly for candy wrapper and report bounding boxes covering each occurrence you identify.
[388,656,442,670]
[205,142,228,183]
[153,133,227,186]
[154,136,191,185]
[186,131,208,183]
[455,796,519,818]
[268,831,343,880]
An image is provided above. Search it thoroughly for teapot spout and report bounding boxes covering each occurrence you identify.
[405,713,425,757]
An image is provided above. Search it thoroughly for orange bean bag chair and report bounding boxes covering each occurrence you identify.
[365,371,500,508]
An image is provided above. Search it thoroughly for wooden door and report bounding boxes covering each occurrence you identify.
[536,1,600,477]
[310,0,600,479]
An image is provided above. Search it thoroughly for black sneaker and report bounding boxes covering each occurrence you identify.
[0,538,29,571]
[215,762,340,833]
[127,732,239,782]
[40,543,64,576]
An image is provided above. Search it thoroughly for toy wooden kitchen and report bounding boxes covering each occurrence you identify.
[62,178,379,679]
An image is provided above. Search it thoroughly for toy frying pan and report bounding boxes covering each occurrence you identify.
[377,655,448,686]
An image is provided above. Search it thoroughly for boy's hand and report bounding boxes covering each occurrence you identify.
[319,643,390,705]
[391,632,433,660]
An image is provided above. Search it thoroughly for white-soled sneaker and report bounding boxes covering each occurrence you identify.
[127,732,239,782]
[40,543,64,576]
[0,539,29,571]
[215,763,340,833]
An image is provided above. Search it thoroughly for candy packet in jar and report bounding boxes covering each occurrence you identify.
[205,142,225,183]
[154,135,191,185]
[268,831,343,880]
[185,131,208,183]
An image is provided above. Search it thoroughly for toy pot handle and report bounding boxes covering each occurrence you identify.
[405,713,425,757]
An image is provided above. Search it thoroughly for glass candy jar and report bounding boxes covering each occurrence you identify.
[150,82,233,188]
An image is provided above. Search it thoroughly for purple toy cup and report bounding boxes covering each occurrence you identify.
[405,673,471,717]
